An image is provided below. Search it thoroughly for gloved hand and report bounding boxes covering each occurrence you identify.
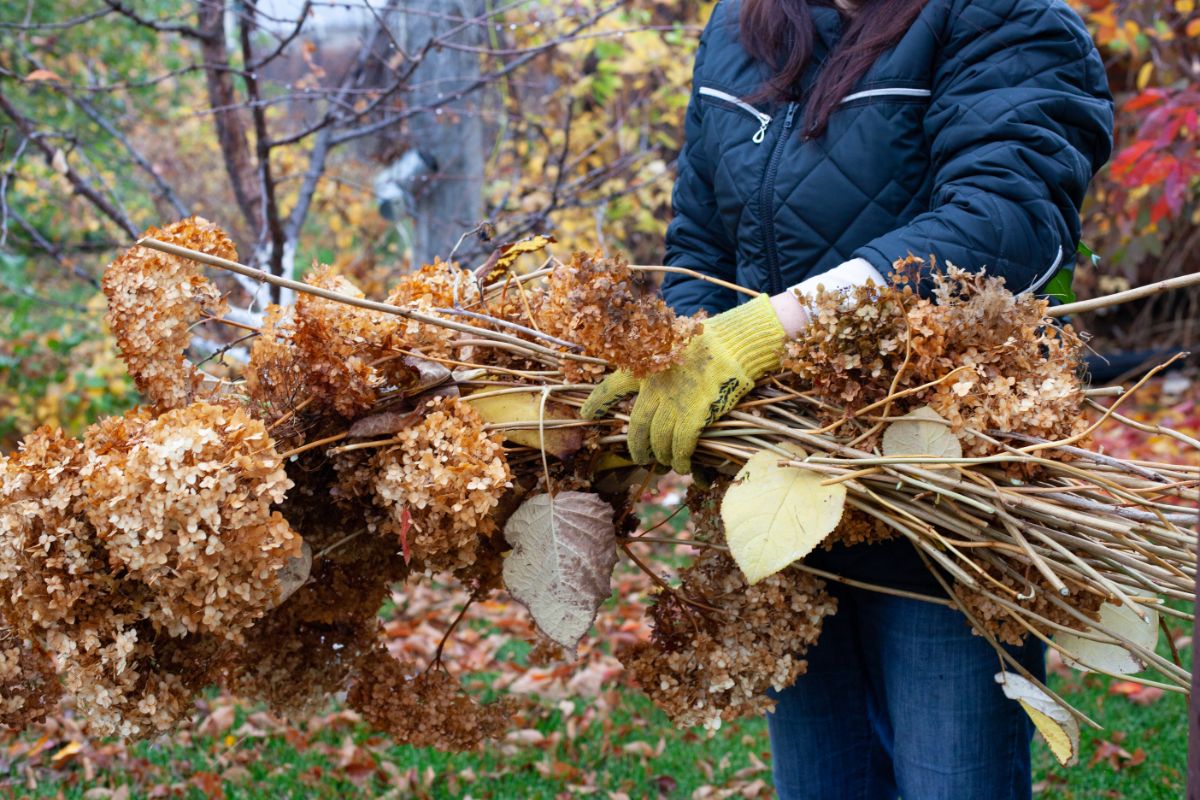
[580,294,786,474]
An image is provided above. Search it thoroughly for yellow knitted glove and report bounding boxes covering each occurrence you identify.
[580,294,786,474]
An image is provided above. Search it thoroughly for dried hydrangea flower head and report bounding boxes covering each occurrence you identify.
[919,265,1087,457]
[621,546,836,730]
[953,568,1104,646]
[0,627,62,728]
[82,402,303,640]
[347,650,518,750]
[59,623,223,739]
[102,217,232,410]
[537,251,703,382]
[369,397,511,573]
[385,258,480,361]
[222,600,382,717]
[784,257,1087,459]
[244,303,307,434]
[289,267,401,417]
[0,426,106,632]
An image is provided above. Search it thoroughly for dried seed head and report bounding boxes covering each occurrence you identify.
[102,217,232,410]
[537,251,703,382]
[83,402,303,640]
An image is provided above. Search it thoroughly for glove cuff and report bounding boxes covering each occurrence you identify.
[707,294,787,379]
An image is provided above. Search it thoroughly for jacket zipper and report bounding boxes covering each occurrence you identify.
[698,86,772,144]
[760,102,799,296]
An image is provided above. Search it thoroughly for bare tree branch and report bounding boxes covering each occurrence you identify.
[0,87,139,239]
[7,207,100,287]
[100,0,206,39]
[66,88,191,218]
[238,0,287,288]
[327,1,622,147]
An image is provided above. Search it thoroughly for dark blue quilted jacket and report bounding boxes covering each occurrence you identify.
[661,0,1114,317]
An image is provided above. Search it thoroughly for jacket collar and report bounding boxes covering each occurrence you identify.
[811,6,845,60]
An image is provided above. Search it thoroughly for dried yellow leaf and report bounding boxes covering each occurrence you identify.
[1054,596,1159,677]
[721,451,846,585]
[465,390,582,459]
[996,671,1079,766]
[881,405,962,459]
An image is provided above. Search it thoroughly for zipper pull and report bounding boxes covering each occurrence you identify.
[752,115,770,144]
[783,102,798,129]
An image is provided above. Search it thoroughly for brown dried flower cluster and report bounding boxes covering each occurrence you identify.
[783,260,1087,456]
[244,303,310,432]
[685,478,731,543]
[0,426,223,737]
[368,397,511,573]
[536,251,703,382]
[347,650,517,750]
[953,571,1105,646]
[222,599,382,717]
[290,268,404,417]
[0,628,61,728]
[824,508,895,549]
[246,262,475,425]
[385,258,479,361]
[1,406,306,737]
[621,547,837,730]
[103,218,232,410]
[83,403,302,639]
[0,427,106,631]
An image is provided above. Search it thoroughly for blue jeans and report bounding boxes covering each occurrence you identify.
[767,548,1045,800]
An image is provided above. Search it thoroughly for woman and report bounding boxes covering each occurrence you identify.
[582,0,1113,797]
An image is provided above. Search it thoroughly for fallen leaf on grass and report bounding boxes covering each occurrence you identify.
[654,774,679,795]
[1109,681,1164,706]
[50,740,83,763]
[1090,735,1147,771]
[197,704,237,738]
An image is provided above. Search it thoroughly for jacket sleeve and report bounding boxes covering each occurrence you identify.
[852,0,1114,295]
[661,18,740,317]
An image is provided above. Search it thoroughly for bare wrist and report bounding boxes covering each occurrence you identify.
[769,291,810,338]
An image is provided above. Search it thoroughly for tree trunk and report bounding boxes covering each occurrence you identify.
[391,0,487,267]
[198,0,261,239]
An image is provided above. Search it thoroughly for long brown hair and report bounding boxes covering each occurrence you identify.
[740,0,930,138]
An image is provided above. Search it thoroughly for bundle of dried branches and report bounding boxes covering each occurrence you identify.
[1,220,1195,759]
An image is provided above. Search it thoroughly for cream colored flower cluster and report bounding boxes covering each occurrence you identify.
[784,259,1088,460]
[83,403,302,638]
[0,426,195,736]
[0,405,302,736]
[102,217,231,410]
[368,397,511,573]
